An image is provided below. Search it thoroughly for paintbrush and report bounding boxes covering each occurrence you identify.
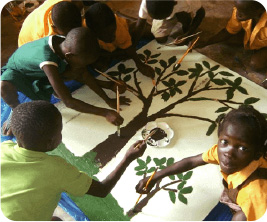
[166,31,202,46]
[95,69,138,96]
[135,167,159,206]
[173,36,200,70]
[116,86,120,137]
[134,128,158,150]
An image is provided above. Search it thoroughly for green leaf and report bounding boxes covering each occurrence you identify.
[161,92,170,102]
[124,68,135,74]
[176,80,186,86]
[150,53,161,58]
[202,61,210,69]
[212,79,225,86]
[215,107,230,113]
[189,72,197,79]
[159,165,166,170]
[146,156,151,164]
[188,68,196,72]
[147,167,156,173]
[244,97,260,105]
[118,63,126,73]
[195,63,203,73]
[237,86,248,95]
[178,193,188,204]
[169,175,175,180]
[175,88,183,94]
[168,56,177,65]
[223,78,234,86]
[210,65,220,71]
[160,60,167,68]
[123,75,131,82]
[147,59,158,64]
[180,186,193,194]
[155,67,161,75]
[169,191,176,204]
[189,97,212,101]
[206,122,217,136]
[234,77,242,86]
[219,71,234,77]
[136,171,146,176]
[183,171,193,180]
[178,181,186,190]
[137,158,146,167]
[177,173,183,180]
[144,49,151,57]
[107,71,120,77]
[175,70,189,76]
[162,81,170,87]
[134,165,146,171]
[169,88,176,97]
[153,158,161,166]
[160,157,167,165]
[226,88,234,100]
[169,78,176,85]
[138,53,146,61]
[167,157,175,166]
[208,71,214,80]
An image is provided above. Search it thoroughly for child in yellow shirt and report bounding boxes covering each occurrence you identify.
[136,105,267,221]
[18,0,83,47]
[84,2,155,79]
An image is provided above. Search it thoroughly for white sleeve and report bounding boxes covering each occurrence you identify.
[138,0,149,19]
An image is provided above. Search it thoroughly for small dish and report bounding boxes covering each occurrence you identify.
[141,122,174,147]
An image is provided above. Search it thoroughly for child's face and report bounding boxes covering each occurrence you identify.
[217,121,257,175]
[97,23,116,43]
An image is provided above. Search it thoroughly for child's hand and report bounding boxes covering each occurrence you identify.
[107,97,131,110]
[135,175,156,194]
[137,63,155,79]
[112,80,127,94]
[125,140,147,162]
[104,110,124,126]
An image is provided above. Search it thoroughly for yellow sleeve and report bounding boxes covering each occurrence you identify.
[237,179,267,221]
[226,7,243,35]
[114,16,132,50]
[202,144,219,165]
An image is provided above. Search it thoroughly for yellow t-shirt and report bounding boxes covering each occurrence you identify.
[18,0,69,47]
[202,144,267,221]
[98,15,132,52]
[226,7,267,50]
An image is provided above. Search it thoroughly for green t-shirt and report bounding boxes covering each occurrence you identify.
[1,141,92,221]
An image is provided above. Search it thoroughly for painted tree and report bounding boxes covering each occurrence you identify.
[92,48,263,167]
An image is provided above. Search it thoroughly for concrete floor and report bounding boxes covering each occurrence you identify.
[1,0,266,89]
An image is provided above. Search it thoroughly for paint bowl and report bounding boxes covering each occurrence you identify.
[141,122,174,147]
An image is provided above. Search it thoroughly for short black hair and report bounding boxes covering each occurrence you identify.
[11,101,62,149]
[64,27,100,56]
[218,105,267,159]
[51,1,82,34]
[236,0,266,12]
[146,0,176,20]
[84,2,116,32]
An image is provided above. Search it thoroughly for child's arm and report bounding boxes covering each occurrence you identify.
[125,46,155,79]
[136,153,207,194]
[86,140,147,197]
[43,65,124,126]
[187,7,205,36]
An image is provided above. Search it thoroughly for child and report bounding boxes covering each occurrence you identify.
[195,0,267,73]
[1,100,147,221]
[136,105,267,221]
[84,2,155,79]
[1,27,129,136]
[18,0,84,47]
[134,0,205,44]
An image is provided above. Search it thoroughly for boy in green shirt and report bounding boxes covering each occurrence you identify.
[1,100,146,221]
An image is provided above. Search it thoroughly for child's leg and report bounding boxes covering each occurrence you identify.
[250,47,267,71]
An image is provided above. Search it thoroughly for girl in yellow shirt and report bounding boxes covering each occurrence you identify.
[136,105,267,221]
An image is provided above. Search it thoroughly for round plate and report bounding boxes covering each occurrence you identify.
[141,122,174,147]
